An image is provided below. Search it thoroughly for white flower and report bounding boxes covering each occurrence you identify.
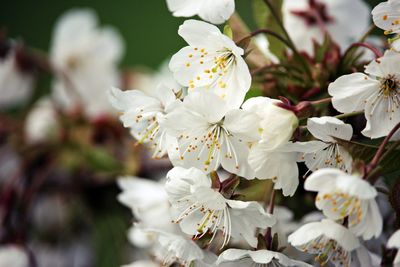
[242,97,299,145]
[288,219,360,267]
[283,0,370,55]
[117,177,179,241]
[156,231,205,266]
[0,245,29,267]
[0,47,33,108]
[372,0,400,35]
[165,167,275,248]
[109,86,179,159]
[217,248,312,267]
[169,20,251,108]
[166,0,235,24]
[248,141,299,197]
[328,51,400,139]
[294,116,353,173]
[24,97,58,144]
[50,8,124,118]
[304,168,383,240]
[388,229,400,267]
[242,97,300,196]
[164,91,259,179]
[372,0,400,52]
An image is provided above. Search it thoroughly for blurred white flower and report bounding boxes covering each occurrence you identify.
[166,0,235,24]
[165,167,275,248]
[109,86,179,159]
[217,249,312,267]
[50,8,124,118]
[294,116,353,173]
[0,245,29,267]
[0,47,34,108]
[169,20,251,108]
[328,51,400,139]
[253,35,280,64]
[24,97,58,144]
[271,206,298,246]
[305,168,382,240]
[164,91,259,178]
[283,0,370,55]
[388,229,400,267]
[117,176,179,247]
[288,219,360,267]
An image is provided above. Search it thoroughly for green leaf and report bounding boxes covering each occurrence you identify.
[336,138,400,179]
[252,0,285,58]
[84,147,122,173]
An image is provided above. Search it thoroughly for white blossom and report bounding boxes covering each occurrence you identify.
[166,0,235,24]
[164,91,259,179]
[117,176,179,247]
[169,20,251,108]
[217,248,312,267]
[0,245,29,267]
[305,168,383,240]
[50,8,124,118]
[294,116,353,173]
[24,97,58,144]
[165,166,275,248]
[242,97,299,145]
[328,51,400,139]
[109,86,179,159]
[0,47,33,108]
[388,229,400,267]
[283,0,370,55]
[288,219,360,267]
[242,97,300,196]
[372,0,400,51]
[122,261,159,267]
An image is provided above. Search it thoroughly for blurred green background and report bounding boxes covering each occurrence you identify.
[0,0,381,69]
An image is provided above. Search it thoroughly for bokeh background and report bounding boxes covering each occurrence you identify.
[0,1,384,267]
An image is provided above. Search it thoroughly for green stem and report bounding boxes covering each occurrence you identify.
[335,111,363,120]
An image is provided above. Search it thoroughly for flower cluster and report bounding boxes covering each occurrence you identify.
[3,0,400,266]
[113,1,400,267]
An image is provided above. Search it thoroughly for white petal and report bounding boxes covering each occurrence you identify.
[362,90,400,139]
[227,200,276,247]
[304,168,342,193]
[307,116,353,142]
[389,230,400,256]
[372,0,400,34]
[288,219,360,251]
[249,142,299,196]
[166,0,202,18]
[328,73,379,113]
[198,0,235,24]
[177,19,222,47]
[365,50,400,77]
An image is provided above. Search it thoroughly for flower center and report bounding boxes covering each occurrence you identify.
[380,76,399,96]
[291,0,334,26]
[299,236,350,267]
[317,192,363,227]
